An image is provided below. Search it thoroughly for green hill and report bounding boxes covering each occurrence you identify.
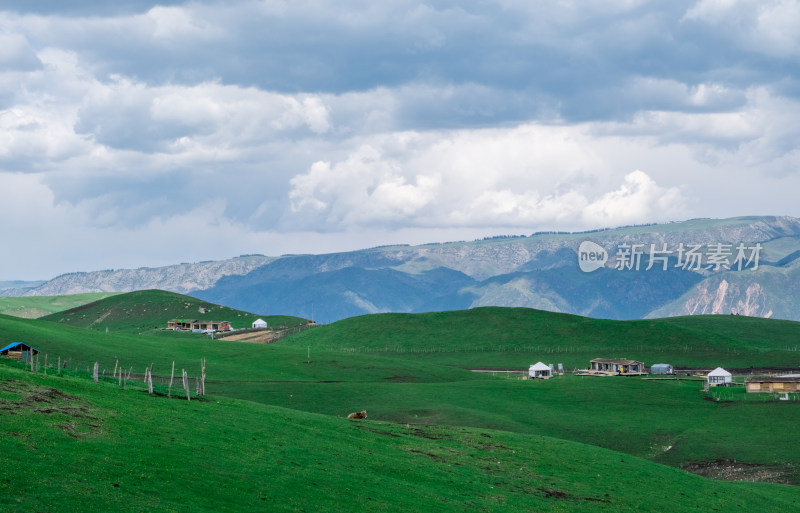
[0,292,122,319]
[6,304,800,488]
[1,362,798,513]
[285,307,800,368]
[40,289,306,333]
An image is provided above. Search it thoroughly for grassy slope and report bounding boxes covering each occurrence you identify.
[0,313,471,384]
[8,305,800,485]
[217,374,800,481]
[39,289,306,333]
[286,307,800,368]
[0,292,122,319]
[1,363,798,513]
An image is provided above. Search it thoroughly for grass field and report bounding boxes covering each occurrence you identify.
[2,362,800,513]
[3,291,800,508]
[0,292,122,319]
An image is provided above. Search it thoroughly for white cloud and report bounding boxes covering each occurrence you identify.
[595,86,800,174]
[457,189,589,225]
[288,144,441,226]
[145,5,223,42]
[286,124,690,230]
[0,172,274,278]
[0,32,40,69]
[272,96,331,134]
[76,77,333,152]
[1,0,800,279]
[684,0,800,58]
[582,170,685,225]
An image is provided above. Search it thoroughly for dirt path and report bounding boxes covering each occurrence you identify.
[217,331,279,344]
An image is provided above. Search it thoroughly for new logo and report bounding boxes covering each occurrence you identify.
[578,241,608,273]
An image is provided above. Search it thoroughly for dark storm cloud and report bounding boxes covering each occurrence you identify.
[16,0,797,127]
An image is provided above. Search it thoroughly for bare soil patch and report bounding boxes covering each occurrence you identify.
[683,459,797,484]
[0,379,102,438]
[217,331,279,343]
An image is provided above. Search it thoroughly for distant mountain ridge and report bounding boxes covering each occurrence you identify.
[8,255,273,297]
[7,216,800,322]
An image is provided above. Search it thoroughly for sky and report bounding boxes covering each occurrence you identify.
[1,0,800,280]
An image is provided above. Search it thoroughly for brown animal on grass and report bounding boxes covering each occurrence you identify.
[347,410,367,419]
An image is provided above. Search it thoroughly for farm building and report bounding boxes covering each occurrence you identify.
[168,319,191,330]
[167,319,232,332]
[252,318,268,329]
[1,342,38,361]
[745,375,800,393]
[589,358,645,374]
[707,367,732,386]
[649,363,674,375]
[528,362,552,379]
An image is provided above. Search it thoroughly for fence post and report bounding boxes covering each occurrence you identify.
[200,358,206,396]
[182,369,190,401]
[93,362,99,383]
[169,361,175,398]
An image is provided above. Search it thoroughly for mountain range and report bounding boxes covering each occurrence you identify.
[5,216,800,322]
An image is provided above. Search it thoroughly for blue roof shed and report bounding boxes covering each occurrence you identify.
[1,342,39,361]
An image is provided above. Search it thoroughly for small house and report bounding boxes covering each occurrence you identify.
[745,375,800,394]
[1,342,38,361]
[192,320,231,332]
[168,319,192,330]
[167,319,232,332]
[529,362,552,379]
[707,367,732,386]
[252,318,268,329]
[649,363,674,375]
[589,358,645,374]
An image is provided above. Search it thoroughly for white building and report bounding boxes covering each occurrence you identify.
[252,318,268,329]
[707,367,732,386]
[529,362,553,379]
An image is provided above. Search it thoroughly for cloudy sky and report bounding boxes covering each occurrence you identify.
[1,0,799,279]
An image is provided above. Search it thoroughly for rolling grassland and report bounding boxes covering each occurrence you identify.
[2,291,800,509]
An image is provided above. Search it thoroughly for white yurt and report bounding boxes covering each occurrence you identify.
[252,318,268,329]
[707,367,732,386]
[529,362,553,379]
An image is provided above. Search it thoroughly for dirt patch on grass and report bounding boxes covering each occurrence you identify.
[0,379,102,438]
[683,459,797,484]
[354,425,402,437]
[476,442,512,452]
[538,487,611,503]
[540,488,568,499]
[216,331,279,343]
[404,426,449,440]
[409,448,447,462]
[383,375,416,382]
